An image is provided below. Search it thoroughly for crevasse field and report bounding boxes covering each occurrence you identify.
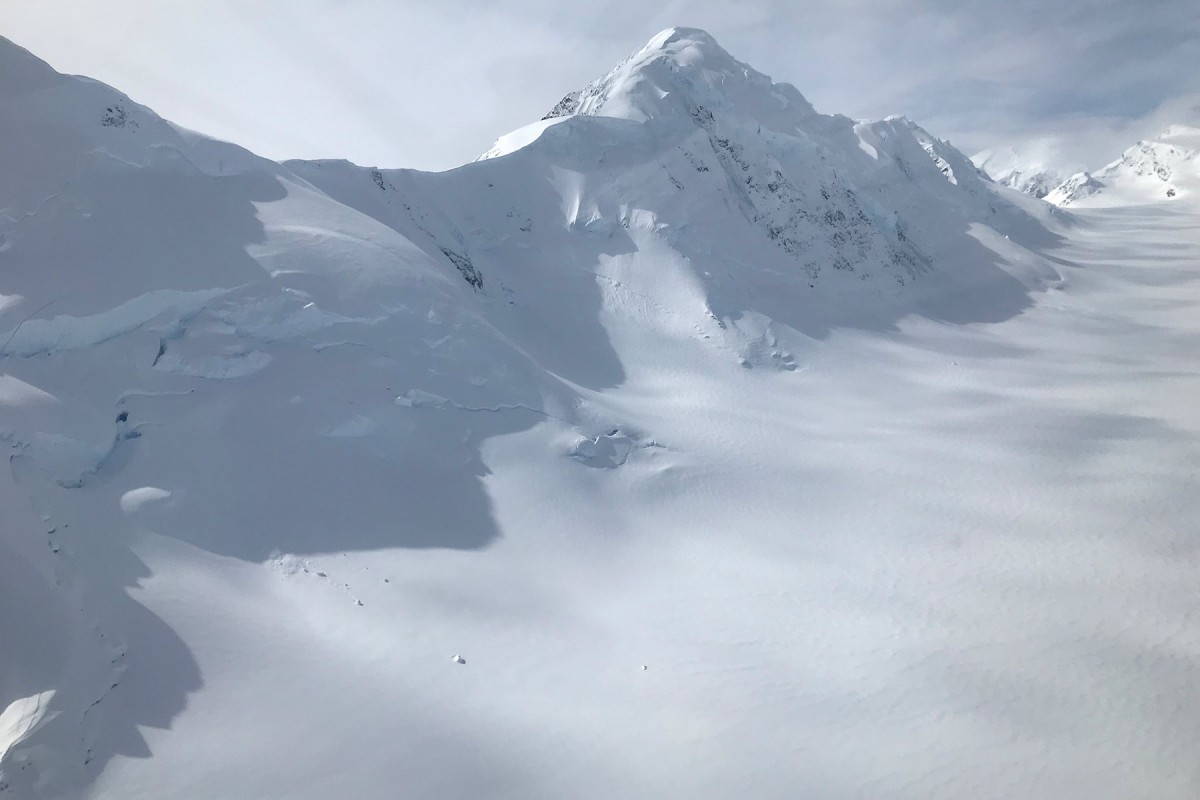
[2,27,1198,800]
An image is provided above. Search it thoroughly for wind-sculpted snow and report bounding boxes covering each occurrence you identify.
[0,36,578,795]
[3,28,1200,800]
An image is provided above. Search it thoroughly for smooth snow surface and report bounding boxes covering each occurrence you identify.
[2,27,1199,800]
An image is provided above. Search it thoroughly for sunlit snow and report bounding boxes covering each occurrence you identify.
[2,26,1198,800]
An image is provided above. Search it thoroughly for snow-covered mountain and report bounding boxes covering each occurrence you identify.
[993,166,1065,199]
[1046,125,1200,206]
[4,27,1200,800]
[293,28,1054,334]
[972,145,1072,199]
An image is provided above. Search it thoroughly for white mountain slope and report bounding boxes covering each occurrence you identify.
[3,27,1200,800]
[295,28,1058,337]
[1047,124,1200,206]
[972,145,1073,199]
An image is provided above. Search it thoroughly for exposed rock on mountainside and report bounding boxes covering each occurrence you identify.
[1046,125,1200,206]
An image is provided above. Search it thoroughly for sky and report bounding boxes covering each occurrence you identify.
[2,0,1198,173]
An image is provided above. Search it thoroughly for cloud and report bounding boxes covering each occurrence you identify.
[0,0,1196,171]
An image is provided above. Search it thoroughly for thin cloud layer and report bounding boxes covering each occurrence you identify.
[1,0,1196,171]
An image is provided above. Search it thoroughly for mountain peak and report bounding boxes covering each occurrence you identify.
[641,26,723,53]
[634,26,732,67]
[1046,125,1200,207]
[542,26,817,132]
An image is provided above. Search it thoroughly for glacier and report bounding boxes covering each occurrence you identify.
[1,26,1199,800]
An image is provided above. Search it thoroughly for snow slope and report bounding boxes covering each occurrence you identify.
[1046,125,1200,206]
[3,27,1199,800]
[300,28,1059,337]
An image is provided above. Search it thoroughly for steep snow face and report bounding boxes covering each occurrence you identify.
[0,39,475,330]
[474,29,1057,329]
[1047,125,1200,207]
[540,27,818,134]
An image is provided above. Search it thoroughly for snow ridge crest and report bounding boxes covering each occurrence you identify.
[541,27,817,134]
